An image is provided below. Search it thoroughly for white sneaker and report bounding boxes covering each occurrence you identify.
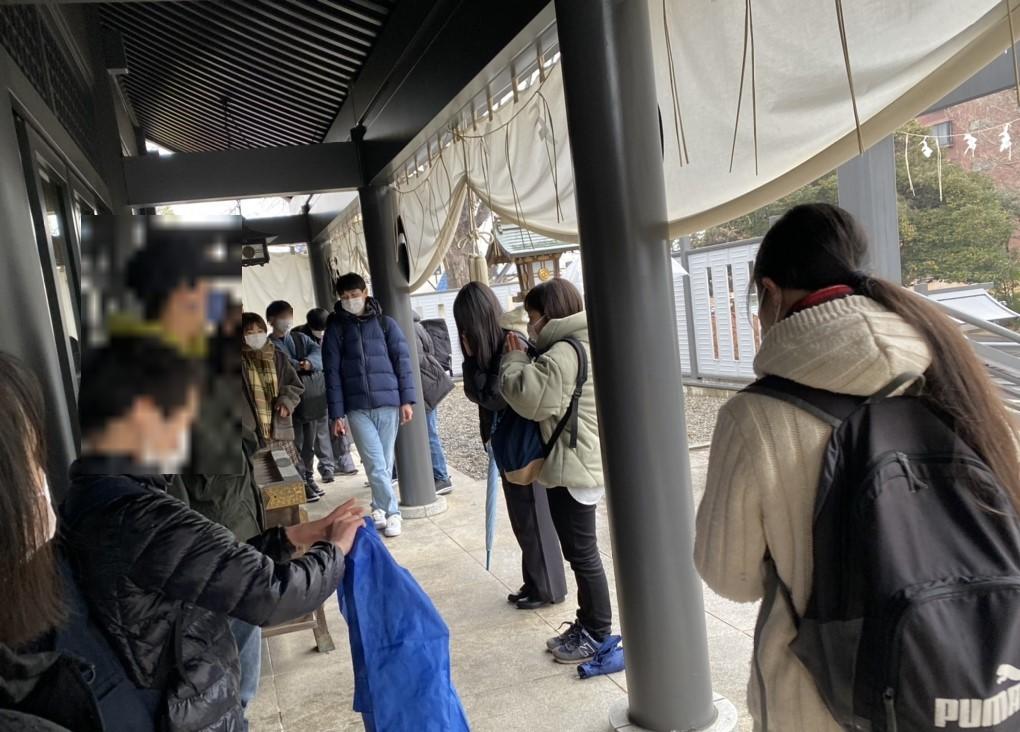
[371,509,386,529]
[384,514,402,537]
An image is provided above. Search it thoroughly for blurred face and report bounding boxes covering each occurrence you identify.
[340,289,367,316]
[270,310,294,334]
[133,387,199,473]
[162,280,209,341]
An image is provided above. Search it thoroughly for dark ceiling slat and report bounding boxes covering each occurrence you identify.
[118,35,336,133]
[133,105,234,150]
[210,1,364,73]
[193,4,359,82]
[291,0,382,37]
[134,97,313,152]
[159,1,353,93]
[345,0,393,17]
[121,70,328,143]
[281,0,376,48]
[110,14,339,116]
[124,77,320,148]
[256,0,372,55]
[242,1,373,64]
[315,0,386,27]
[106,3,345,103]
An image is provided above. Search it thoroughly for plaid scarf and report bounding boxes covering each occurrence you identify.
[243,341,279,440]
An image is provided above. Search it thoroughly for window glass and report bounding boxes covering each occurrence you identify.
[39,171,80,377]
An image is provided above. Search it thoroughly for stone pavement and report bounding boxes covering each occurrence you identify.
[249,448,757,732]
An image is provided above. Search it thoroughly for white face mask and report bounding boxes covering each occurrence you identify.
[142,428,191,475]
[245,332,269,350]
[273,319,292,333]
[312,329,325,340]
[342,297,366,316]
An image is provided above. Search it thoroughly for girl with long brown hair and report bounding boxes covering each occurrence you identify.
[695,203,1020,731]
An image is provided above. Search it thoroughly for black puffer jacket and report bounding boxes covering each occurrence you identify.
[60,456,345,732]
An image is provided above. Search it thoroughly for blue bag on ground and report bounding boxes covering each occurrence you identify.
[338,519,470,731]
[578,635,625,679]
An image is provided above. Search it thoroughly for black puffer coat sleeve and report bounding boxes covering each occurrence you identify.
[123,494,343,628]
[462,356,506,413]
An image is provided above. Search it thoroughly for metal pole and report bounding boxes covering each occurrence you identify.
[554,1,717,730]
[837,136,902,283]
[357,184,438,511]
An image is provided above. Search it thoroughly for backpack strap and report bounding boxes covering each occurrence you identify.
[543,336,589,453]
[742,375,863,428]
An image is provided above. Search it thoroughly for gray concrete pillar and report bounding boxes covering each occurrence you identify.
[554,1,720,730]
[837,136,902,283]
[0,103,78,499]
[358,185,439,512]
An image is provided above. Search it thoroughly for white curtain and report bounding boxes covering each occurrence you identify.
[326,0,1018,289]
[241,253,318,323]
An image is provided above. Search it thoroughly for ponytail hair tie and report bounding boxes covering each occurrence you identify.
[848,270,873,294]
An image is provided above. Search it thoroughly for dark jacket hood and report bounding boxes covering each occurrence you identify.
[68,455,171,491]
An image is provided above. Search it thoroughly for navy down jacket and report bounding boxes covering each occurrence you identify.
[323,297,417,420]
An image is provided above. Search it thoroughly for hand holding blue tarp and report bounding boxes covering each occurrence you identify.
[577,635,625,679]
[338,518,471,731]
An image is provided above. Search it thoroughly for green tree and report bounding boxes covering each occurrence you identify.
[896,121,1014,292]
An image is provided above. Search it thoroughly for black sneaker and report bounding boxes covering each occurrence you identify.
[435,478,453,496]
[319,471,335,484]
[303,484,320,503]
[546,621,581,652]
[551,627,600,664]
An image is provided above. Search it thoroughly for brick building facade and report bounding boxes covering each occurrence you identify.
[918,89,1020,249]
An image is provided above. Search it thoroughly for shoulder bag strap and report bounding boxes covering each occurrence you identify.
[542,336,590,454]
[742,375,862,429]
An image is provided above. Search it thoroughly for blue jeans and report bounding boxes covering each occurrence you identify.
[348,407,400,516]
[426,408,450,482]
[229,618,262,729]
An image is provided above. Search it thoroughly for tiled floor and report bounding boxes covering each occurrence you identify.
[248,449,756,732]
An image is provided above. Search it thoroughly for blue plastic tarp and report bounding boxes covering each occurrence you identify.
[338,519,470,731]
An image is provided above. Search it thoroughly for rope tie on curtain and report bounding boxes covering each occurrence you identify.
[662,0,690,166]
[1008,0,1020,106]
[536,91,564,223]
[505,126,537,251]
[835,0,865,155]
[729,0,759,174]
[904,133,916,196]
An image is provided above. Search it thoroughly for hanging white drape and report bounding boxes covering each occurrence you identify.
[241,253,318,322]
[327,0,1019,290]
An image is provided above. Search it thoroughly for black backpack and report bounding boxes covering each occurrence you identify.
[744,374,1020,732]
[421,318,454,376]
[292,332,327,421]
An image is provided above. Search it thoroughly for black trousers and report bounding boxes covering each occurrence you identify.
[546,486,612,638]
[503,478,567,603]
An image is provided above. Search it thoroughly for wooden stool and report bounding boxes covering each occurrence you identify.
[252,447,336,653]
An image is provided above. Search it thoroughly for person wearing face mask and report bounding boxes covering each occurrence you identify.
[295,308,358,477]
[240,312,314,502]
[693,204,1020,731]
[266,301,336,492]
[0,350,155,731]
[322,273,417,539]
[499,279,611,664]
[61,336,364,732]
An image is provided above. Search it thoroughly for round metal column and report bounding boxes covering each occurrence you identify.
[357,184,440,512]
[554,1,718,729]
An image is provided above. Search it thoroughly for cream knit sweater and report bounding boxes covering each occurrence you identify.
[695,296,932,732]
